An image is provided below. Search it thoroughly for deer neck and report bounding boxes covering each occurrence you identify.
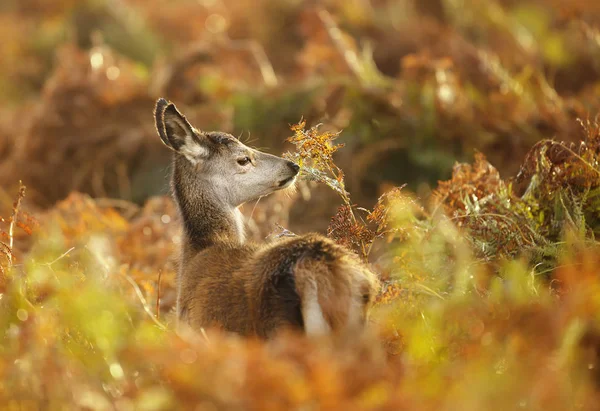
[172,161,245,253]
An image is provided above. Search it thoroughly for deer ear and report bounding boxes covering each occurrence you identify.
[154,98,209,163]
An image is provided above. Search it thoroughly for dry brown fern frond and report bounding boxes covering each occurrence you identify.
[285,120,407,261]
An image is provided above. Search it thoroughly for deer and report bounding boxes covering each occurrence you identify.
[154,98,380,338]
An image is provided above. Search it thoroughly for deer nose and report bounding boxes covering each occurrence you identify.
[287,161,300,174]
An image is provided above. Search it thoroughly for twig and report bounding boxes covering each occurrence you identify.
[534,262,584,277]
[0,242,11,254]
[325,162,369,260]
[200,328,211,345]
[119,271,167,330]
[44,247,76,267]
[156,269,163,320]
[7,182,26,272]
[154,35,277,97]
[450,213,539,247]
[41,247,76,281]
[554,139,600,177]
[318,9,362,80]
[249,196,263,221]
[414,283,445,300]
[218,35,278,87]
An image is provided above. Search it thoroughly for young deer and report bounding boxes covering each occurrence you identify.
[154,98,379,338]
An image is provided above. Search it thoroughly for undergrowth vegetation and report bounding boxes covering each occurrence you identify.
[1,117,599,409]
[1,0,600,409]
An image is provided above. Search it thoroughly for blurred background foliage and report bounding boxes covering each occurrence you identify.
[0,0,600,409]
[2,0,600,213]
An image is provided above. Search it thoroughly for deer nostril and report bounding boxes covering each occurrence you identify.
[287,161,300,174]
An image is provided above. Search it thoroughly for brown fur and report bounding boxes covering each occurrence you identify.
[154,98,380,338]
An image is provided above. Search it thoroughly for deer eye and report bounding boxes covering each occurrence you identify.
[362,294,370,304]
[237,157,251,166]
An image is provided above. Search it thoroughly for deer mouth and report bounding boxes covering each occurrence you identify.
[278,176,296,188]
